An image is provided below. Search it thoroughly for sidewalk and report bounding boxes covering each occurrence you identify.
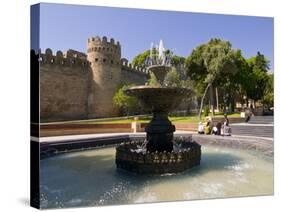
[37,130,273,143]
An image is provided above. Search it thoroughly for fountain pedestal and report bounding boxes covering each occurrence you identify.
[146,112,175,152]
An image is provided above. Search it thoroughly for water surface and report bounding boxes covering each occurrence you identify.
[40,145,273,208]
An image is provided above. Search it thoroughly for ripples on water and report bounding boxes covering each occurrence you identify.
[40,145,273,209]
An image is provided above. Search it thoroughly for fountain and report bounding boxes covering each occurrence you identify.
[39,40,273,208]
[115,41,201,174]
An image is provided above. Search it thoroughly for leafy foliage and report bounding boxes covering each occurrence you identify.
[171,55,186,67]
[203,105,210,117]
[185,38,240,117]
[263,73,274,106]
[132,50,151,67]
[164,67,181,87]
[147,72,160,87]
[186,38,239,88]
[245,52,271,103]
[113,84,140,116]
[132,49,185,68]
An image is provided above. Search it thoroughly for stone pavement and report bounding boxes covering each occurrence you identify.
[193,134,273,157]
[37,117,274,158]
[231,116,274,138]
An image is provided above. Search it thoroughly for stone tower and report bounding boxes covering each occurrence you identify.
[87,36,121,118]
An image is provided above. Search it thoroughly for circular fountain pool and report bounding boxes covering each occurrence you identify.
[40,144,273,209]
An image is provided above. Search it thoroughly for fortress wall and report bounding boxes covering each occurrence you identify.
[40,49,91,121]
[120,59,149,85]
[39,36,151,121]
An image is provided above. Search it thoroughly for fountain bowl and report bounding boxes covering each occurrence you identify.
[125,86,192,113]
[147,65,172,84]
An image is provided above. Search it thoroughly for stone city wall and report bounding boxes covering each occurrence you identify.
[120,58,149,85]
[39,36,150,121]
[40,48,90,121]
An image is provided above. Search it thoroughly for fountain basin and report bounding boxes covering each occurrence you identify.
[125,86,191,113]
[116,138,201,174]
[40,138,273,208]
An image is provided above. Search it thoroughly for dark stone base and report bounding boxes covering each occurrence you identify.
[116,138,201,175]
[146,134,174,152]
[145,113,176,152]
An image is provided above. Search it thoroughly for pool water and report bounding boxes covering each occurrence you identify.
[40,145,273,209]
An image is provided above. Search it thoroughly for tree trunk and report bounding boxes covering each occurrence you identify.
[210,84,215,116]
[198,83,211,120]
[230,98,235,113]
[216,87,219,112]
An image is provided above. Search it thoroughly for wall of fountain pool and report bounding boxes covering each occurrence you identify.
[40,143,273,209]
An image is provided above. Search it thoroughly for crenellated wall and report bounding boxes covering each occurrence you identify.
[120,58,149,85]
[39,36,150,121]
[40,49,91,121]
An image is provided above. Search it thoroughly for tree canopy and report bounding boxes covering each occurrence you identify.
[164,67,182,87]
[245,52,271,103]
[132,49,185,68]
[185,38,240,117]
[132,50,151,67]
[185,38,239,88]
[263,73,274,107]
[113,84,141,116]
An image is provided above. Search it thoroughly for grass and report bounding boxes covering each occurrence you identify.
[63,112,241,125]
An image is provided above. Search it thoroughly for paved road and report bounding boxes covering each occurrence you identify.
[231,116,273,138]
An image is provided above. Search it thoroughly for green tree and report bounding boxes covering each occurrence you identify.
[171,55,186,67]
[147,72,160,87]
[132,49,185,67]
[246,52,270,106]
[185,38,239,119]
[263,73,274,107]
[164,67,181,87]
[221,50,251,111]
[113,85,140,116]
[132,50,151,67]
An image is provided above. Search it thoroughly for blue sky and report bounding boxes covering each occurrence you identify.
[37,3,274,70]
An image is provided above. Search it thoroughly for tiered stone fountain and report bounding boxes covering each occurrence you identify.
[115,41,201,174]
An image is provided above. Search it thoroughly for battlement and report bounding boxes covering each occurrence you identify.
[87,36,120,46]
[87,36,121,54]
[120,58,149,76]
[40,48,90,68]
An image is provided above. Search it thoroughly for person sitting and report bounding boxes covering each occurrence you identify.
[204,120,211,135]
[212,122,222,135]
[198,122,204,134]
[216,122,222,135]
[211,126,218,135]
[223,114,229,126]
[222,122,231,136]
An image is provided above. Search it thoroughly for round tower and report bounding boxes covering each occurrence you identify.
[87,36,121,118]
